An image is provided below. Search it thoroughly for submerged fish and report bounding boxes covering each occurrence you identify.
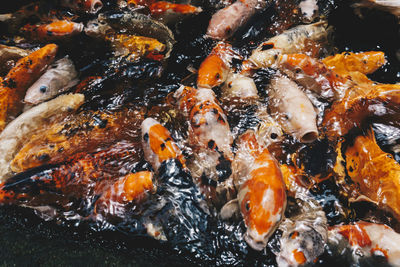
[141,117,185,172]
[0,93,84,182]
[60,0,103,14]
[24,57,79,105]
[352,0,400,18]
[328,222,400,266]
[223,130,286,250]
[268,74,318,143]
[344,129,400,221]
[149,2,203,24]
[11,108,144,173]
[245,21,331,71]
[0,44,58,132]
[0,45,30,76]
[21,20,84,41]
[206,0,266,40]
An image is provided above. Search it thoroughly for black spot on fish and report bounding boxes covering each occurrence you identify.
[3,78,17,88]
[200,173,217,187]
[207,140,215,149]
[37,154,50,162]
[261,43,274,50]
[216,155,232,183]
[160,143,166,150]
[143,133,149,142]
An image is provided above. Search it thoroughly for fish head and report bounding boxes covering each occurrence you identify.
[85,17,113,38]
[238,163,286,250]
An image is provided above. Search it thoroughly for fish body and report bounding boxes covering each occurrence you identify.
[329,222,400,266]
[344,130,400,221]
[0,94,84,182]
[0,44,58,132]
[233,130,286,250]
[0,45,30,76]
[278,53,349,101]
[11,108,144,173]
[221,73,258,99]
[24,57,79,105]
[206,0,263,40]
[247,21,331,70]
[149,2,203,24]
[268,74,318,143]
[197,42,235,89]
[105,34,166,60]
[93,171,155,219]
[21,20,84,41]
[141,118,185,171]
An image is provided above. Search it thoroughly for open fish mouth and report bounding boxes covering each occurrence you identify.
[0,0,400,266]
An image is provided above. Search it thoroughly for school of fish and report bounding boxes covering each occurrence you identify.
[1,0,400,266]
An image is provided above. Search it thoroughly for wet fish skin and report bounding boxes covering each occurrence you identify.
[233,130,286,251]
[0,44,58,132]
[21,20,84,41]
[0,93,84,182]
[0,45,30,76]
[60,0,103,14]
[149,1,203,24]
[24,57,79,105]
[206,0,264,40]
[141,118,185,172]
[11,108,144,173]
[268,74,318,143]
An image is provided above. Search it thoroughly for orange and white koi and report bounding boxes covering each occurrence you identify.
[197,42,236,89]
[141,118,185,172]
[329,222,400,266]
[0,44,58,132]
[60,0,103,14]
[206,0,264,40]
[221,73,258,100]
[149,2,202,23]
[21,20,84,41]
[93,171,155,218]
[24,57,79,105]
[268,74,318,143]
[173,86,233,159]
[277,53,349,101]
[226,130,286,250]
[245,21,331,72]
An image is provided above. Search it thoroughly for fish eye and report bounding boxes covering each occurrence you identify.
[39,86,47,93]
[245,201,250,211]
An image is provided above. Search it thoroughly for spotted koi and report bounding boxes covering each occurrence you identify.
[21,20,84,41]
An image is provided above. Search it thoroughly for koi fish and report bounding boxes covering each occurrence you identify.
[268,74,318,143]
[222,130,286,250]
[221,73,258,99]
[11,108,144,174]
[322,83,400,140]
[21,20,84,41]
[277,197,328,267]
[322,51,386,76]
[0,45,30,76]
[277,53,349,101]
[246,21,331,71]
[149,2,203,24]
[60,0,103,14]
[24,57,79,105]
[328,222,400,266]
[104,34,166,61]
[344,129,400,221]
[206,0,264,40]
[0,141,137,220]
[0,44,58,132]
[73,76,102,93]
[299,0,319,23]
[93,171,155,219]
[0,93,84,181]
[141,118,185,172]
[197,42,235,89]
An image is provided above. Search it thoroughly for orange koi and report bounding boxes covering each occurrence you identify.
[232,130,286,250]
[61,0,103,14]
[344,129,400,221]
[21,20,84,41]
[329,222,400,266]
[73,76,102,93]
[149,2,202,16]
[0,44,58,132]
[93,171,154,218]
[197,42,235,89]
[141,118,185,171]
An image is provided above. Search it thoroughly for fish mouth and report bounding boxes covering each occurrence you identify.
[300,130,318,143]
[90,0,103,14]
[244,231,267,251]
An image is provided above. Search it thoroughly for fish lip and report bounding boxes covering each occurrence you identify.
[90,0,103,14]
[244,231,267,251]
